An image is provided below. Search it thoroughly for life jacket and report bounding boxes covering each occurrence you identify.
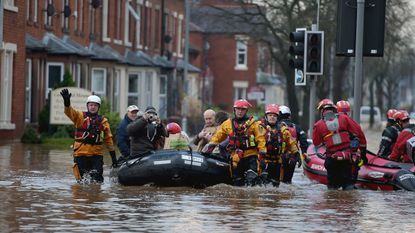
[263,124,285,158]
[74,112,104,145]
[322,112,351,153]
[228,117,257,150]
[280,120,297,139]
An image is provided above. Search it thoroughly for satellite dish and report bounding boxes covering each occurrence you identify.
[63,5,71,18]
[91,0,102,9]
[46,4,55,17]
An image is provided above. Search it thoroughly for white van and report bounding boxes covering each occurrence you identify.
[360,106,381,127]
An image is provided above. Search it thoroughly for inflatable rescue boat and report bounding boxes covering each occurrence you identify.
[303,145,415,191]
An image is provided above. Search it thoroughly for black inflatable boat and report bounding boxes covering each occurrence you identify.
[116,149,231,187]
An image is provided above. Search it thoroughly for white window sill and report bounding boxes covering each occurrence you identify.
[124,41,132,47]
[102,37,111,43]
[113,39,123,45]
[0,123,16,130]
[4,5,18,13]
[234,66,248,71]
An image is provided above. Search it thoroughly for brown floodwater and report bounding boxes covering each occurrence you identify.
[0,141,414,232]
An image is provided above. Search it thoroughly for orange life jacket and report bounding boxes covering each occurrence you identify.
[74,112,104,145]
[228,117,257,150]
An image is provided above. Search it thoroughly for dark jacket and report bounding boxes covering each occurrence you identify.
[127,117,167,158]
[377,123,401,158]
[116,114,133,157]
[279,119,309,154]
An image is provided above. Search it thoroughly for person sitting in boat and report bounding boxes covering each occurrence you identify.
[203,99,267,186]
[336,100,351,116]
[388,110,415,163]
[60,88,117,183]
[378,109,401,158]
[164,122,190,150]
[127,106,167,159]
[278,105,307,184]
[116,105,141,164]
[194,109,217,152]
[312,98,367,190]
[259,104,299,187]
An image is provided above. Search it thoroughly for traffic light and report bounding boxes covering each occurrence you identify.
[304,31,324,75]
[288,29,306,70]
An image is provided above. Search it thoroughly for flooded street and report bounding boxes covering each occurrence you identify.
[0,129,414,232]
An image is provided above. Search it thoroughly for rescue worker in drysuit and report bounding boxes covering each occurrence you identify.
[60,88,117,183]
[312,99,367,190]
[278,105,307,184]
[378,109,401,159]
[388,110,415,162]
[204,99,266,186]
[259,104,299,187]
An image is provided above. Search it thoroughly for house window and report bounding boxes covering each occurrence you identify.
[113,70,121,112]
[91,68,106,96]
[26,0,38,21]
[124,1,132,46]
[235,40,248,69]
[159,75,167,119]
[177,15,183,57]
[0,44,17,129]
[128,73,141,106]
[44,0,53,26]
[62,0,70,31]
[4,0,18,12]
[145,71,153,107]
[102,0,110,42]
[233,81,248,101]
[25,59,32,123]
[46,63,64,98]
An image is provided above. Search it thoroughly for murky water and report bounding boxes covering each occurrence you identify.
[0,141,414,233]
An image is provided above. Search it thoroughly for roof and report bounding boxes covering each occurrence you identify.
[42,33,88,56]
[124,50,155,66]
[153,55,175,69]
[26,33,45,51]
[176,59,201,73]
[190,6,266,34]
[62,36,94,57]
[89,43,124,62]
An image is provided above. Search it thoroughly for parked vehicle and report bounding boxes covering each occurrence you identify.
[360,106,381,127]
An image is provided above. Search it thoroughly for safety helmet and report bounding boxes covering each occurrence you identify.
[317,98,335,111]
[393,110,409,121]
[265,104,279,115]
[336,100,351,113]
[386,109,398,120]
[233,99,252,109]
[166,122,182,134]
[279,105,291,115]
[87,95,101,105]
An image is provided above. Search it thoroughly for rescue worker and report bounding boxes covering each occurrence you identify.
[260,104,299,187]
[378,109,401,158]
[278,105,308,184]
[164,122,190,150]
[116,105,140,163]
[312,99,367,190]
[204,99,266,186]
[60,88,117,183]
[194,109,217,152]
[127,106,167,158]
[336,100,351,116]
[388,110,415,162]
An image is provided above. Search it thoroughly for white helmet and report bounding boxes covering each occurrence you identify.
[87,95,101,105]
[279,105,291,115]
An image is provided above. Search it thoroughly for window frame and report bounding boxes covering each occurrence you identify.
[46,62,64,98]
[91,68,107,97]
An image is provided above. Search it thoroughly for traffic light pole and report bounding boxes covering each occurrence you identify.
[352,0,365,123]
[308,24,318,137]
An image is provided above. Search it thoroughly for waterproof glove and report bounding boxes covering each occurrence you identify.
[258,152,266,161]
[360,149,368,165]
[110,151,118,168]
[60,88,71,107]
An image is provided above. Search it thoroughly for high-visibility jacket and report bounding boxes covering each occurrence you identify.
[64,106,115,157]
[389,125,415,162]
[210,117,266,158]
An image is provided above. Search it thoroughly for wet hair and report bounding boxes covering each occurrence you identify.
[215,111,229,125]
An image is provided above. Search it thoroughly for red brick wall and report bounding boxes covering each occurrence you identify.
[0,1,27,139]
[206,34,258,111]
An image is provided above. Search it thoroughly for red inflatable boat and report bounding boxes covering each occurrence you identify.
[303,145,415,191]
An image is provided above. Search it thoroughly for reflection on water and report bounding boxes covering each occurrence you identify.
[0,141,414,232]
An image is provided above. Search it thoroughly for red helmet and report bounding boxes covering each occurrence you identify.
[265,104,279,115]
[336,100,351,113]
[317,99,335,111]
[386,109,398,120]
[166,122,182,134]
[233,99,252,109]
[393,110,409,121]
